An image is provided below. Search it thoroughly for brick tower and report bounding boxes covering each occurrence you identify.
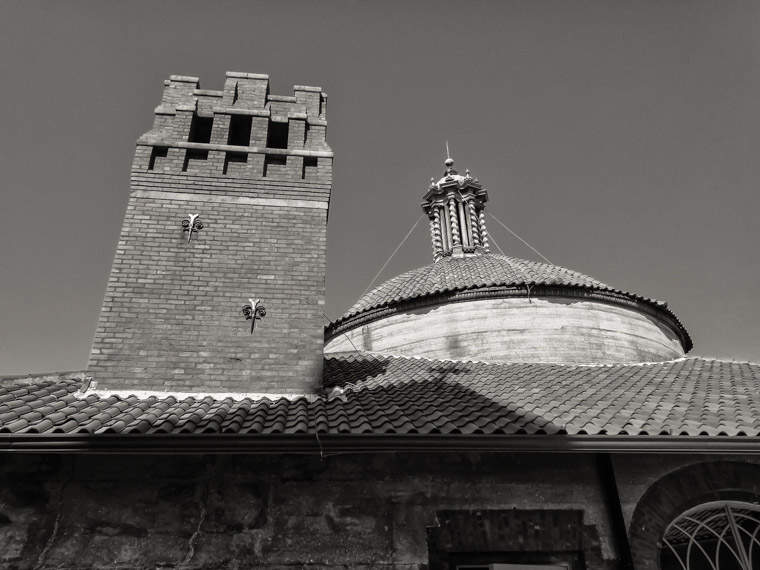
[88,72,332,396]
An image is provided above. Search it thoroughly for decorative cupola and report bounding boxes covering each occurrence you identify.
[422,158,490,260]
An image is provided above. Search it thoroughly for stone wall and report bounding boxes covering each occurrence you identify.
[0,452,622,569]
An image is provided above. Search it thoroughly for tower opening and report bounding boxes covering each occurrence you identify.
[148,146,168,171]
[228,114,252,147]
[188,115,213,144]
[302,156,318,179]
[267,120,289,149]
[223,151,248,174]
[263,154,287,177]
[182,149,209,171]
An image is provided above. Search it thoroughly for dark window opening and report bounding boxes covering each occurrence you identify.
[223,151,248,174]
[304,122,310,145]
[228,115,252,147]
[183,149,208,171]
[447,554,580,570]
[148,146,168,170]
[263,154,286,177]
[456,562,571,570]
[232,82,239,105]
[428,510,593,570]
[267,120,289,149]
[188,115,213,143]
[302,156,318,179]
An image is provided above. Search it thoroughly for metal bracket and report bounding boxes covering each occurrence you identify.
[181,213,203,242]
[242,298,267,334]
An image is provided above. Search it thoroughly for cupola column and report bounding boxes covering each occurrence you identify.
[457,201,471,247]
[468,201,481,248]
[429,209,444,257]
[478,210,490,252]
[448,199,462,247]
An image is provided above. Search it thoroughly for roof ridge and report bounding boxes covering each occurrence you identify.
[685,355,760,366]
[324,352,707,369]
[78,387,318,403]
[326,350,495,366]
[0,370,86,383]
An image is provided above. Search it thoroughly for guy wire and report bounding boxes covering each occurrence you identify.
[360,214,424,298]
[488,212,553,265]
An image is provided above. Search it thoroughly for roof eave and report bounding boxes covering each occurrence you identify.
[1,433,758,454]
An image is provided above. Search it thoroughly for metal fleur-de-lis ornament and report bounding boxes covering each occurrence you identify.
[181,213,203,242]
[242,298,267,334]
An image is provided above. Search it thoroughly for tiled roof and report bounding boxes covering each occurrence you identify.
[1,355,758,438]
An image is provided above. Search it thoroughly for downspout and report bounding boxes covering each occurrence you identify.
[597,453,634,570]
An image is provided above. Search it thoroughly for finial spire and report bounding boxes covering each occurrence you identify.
[444,141,456,175]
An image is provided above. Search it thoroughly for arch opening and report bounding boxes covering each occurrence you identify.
[660,500,760,570]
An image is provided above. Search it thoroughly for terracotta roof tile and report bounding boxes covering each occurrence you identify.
[0,357,758,440]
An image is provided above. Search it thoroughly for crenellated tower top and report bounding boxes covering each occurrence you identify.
[421,158,490,261]
[134,72,331,182]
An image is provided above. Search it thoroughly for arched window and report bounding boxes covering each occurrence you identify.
[660,501,760,570]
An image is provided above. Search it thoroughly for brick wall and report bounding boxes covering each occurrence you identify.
[0,452,621,570]
[88,72,332,394]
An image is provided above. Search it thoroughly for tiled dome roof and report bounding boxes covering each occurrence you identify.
[347,254,636,316]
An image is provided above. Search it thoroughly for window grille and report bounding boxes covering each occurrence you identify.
[661,500,760,570]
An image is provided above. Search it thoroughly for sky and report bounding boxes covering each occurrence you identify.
[1,1,759,375]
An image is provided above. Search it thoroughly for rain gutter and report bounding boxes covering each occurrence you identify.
[0,434,758,454]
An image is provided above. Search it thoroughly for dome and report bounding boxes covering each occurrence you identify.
[325,159,691,365]
[325,253,691,364]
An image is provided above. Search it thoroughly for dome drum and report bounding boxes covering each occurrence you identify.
[325,285,687,364]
